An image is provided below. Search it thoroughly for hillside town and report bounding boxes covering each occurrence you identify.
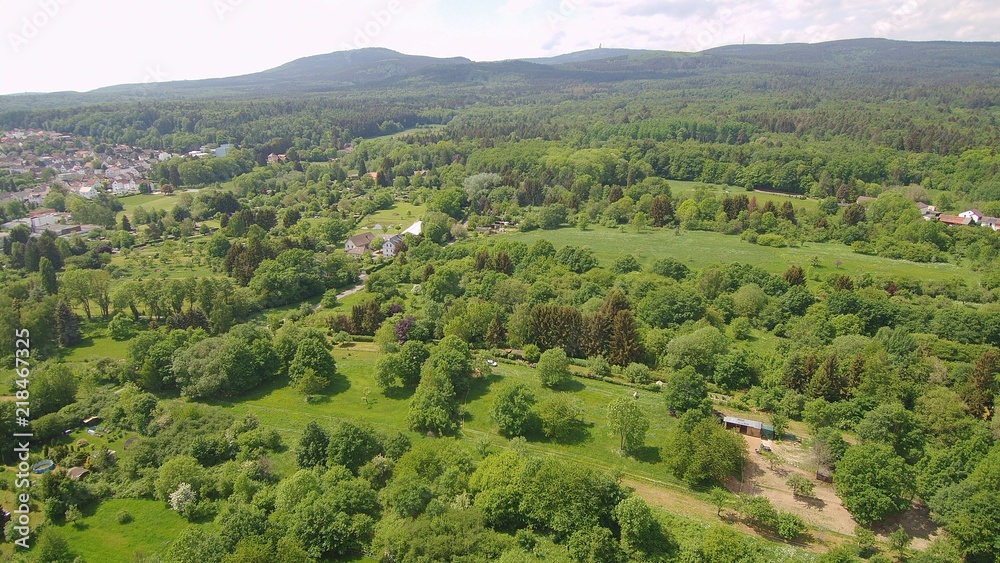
[0,129,235,237]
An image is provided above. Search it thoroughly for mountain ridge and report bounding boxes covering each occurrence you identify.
[3,39,1000,110]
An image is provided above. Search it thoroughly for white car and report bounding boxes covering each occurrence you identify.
[486,359,498,367]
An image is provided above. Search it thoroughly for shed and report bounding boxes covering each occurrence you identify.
[67,467,90,481]
[82,416,101,426]
[723,416,775,440]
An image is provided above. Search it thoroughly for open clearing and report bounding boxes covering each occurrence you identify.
[506,225,977,283]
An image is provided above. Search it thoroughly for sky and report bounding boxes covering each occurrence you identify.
[2,0,999,94]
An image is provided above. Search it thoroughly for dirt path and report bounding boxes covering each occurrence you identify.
[313,273,368,311]
[738,435,938,550]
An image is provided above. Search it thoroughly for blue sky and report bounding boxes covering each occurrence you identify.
[2,0,998,94]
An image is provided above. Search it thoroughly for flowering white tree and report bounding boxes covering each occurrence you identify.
[168,482,196,518]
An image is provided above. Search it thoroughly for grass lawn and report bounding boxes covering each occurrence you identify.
[357,202,425,232]
[218,343,709,512]
[117,194,177,220]
[61,333,130,363]
[506,225,977,284]
[58,499,189,562]
[108,240,216,279]
[667,180,820,214]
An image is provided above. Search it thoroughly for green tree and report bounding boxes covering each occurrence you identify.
[408,366,457,435]
[665,414,747,484]
[887,525,911,560]
[491,382,537,437]
[623,362,651,384]
[296,421,329,469]
[663,366,708,414]
[32,364,78,417]
[535,395,584,442]
[607,397,649,454]
[787,474,815,497]
[835,443,914,525]
[855,402,925,463]
[107,311,135,340]
[60,268,94,319]
[35,528,74,563]
[613,495,671,556]
[39,256,57,295]
[608,310,642,367]
[328,421,382,474]
[296,367,329,395]
[155,455,207,502]
[610,254,641,274]
[963,350,997,420]
[709,487,730,516]
[288,338,337,387]
[537,347,571,388]
[664,326,727,376]
[166,527,226,563]
[51,301,80,351]
[567,525,625,563]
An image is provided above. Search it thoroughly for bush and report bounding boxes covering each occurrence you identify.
[588,355,612,378]
[116,510,133,524]
[623,363,651,384]
[537,348,571,388]
[729,317,752,340]
[787,474,815,497]
[320,289,339,308]
[523,344,541,363]
[756,234,788,247]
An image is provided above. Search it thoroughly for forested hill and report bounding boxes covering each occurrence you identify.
[3,39,1000,110]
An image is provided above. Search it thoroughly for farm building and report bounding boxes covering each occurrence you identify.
[723,416,776,440]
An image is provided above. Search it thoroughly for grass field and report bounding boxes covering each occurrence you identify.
[117,194,178,220]
[217,343,718,517]
[58,499,189,562]
[357,202,425,232]
[506,225,977,284]
[667,179,820,214]
[107,237,216,280]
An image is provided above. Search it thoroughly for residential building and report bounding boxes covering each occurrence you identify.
[939,214,973,227]
[382,234,404,257]
[344,232,375,255]
[959,209,984,223]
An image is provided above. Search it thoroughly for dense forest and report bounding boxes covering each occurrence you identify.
[1,39,999,562]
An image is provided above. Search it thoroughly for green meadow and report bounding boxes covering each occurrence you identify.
[506,225,978,284]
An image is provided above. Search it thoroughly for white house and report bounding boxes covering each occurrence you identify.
[344,232,375,255]
[982,216,1000,232]
[382,234,404,257]
[112,179,138,195]
[79,185,98,199]
[959,209,984,223]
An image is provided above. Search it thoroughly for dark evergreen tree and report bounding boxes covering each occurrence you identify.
[608,310,641,367]
[39,257,57,295]
[54,300,81,347]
